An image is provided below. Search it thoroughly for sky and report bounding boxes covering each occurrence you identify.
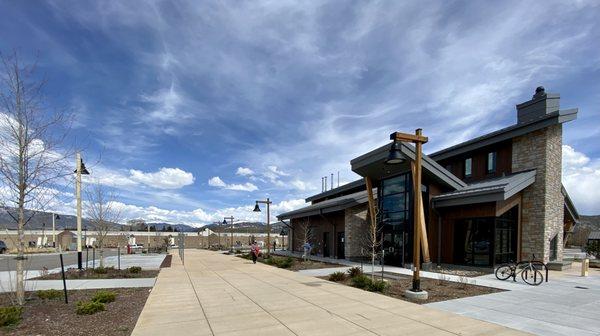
[0,0,599,225]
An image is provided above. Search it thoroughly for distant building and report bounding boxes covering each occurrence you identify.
[279,87,580,267]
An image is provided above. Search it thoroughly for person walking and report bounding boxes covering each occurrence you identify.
[251,241,260,264]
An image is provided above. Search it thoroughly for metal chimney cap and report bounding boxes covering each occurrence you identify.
[533,86,546,99]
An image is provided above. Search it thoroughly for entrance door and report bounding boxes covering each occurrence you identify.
[336,232,345,259]
[382,230,407,266]
[323,232,330,257]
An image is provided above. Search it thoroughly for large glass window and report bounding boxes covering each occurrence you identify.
[380,174,410,225]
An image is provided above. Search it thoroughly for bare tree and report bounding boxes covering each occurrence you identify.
[85,182,121,268]
[0,51,72,305]
[296,218,314,261]
[360,206,382,280]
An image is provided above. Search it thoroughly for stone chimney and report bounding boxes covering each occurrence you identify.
[516,86,560,124]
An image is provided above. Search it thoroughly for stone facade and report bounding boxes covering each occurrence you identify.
[344,204,369,260]
[512,124,564,262]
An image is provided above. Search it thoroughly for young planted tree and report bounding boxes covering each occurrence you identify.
[85,182,121,268]
[0,52,71,305]
[363,177,381,280]
[296,218,314,261]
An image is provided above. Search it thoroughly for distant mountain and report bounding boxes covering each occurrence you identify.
[579,215,600,231]
[0,207,106,230]
[144,222,198,232]
[203,221,286,233]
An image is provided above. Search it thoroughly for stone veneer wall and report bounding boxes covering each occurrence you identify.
[512,124,564,262]
[344,204,369,260]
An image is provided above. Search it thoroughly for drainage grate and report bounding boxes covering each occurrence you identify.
[574,286,589,289]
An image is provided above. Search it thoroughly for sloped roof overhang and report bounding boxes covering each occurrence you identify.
[432,170,536,208]
[350,141,466,191]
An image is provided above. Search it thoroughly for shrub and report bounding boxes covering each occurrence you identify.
[351,274,372,289]
[37,289,62,300]
[76,301,105,315]
[91,290,117,303]
[367,280,388,292]
[0,306,23,327]
[586,241,600,258]
[276,257,294,269]
[328,271,346,282]
[128,266,142,274]
[93,267,108,274]
[347,267,363,277]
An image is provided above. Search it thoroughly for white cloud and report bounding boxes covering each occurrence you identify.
[267,165,289,177]
[208,176,226,187]
[236,167,254,176]
[208,176,258,192]
[129,167,195,189]
[562,145,600,215]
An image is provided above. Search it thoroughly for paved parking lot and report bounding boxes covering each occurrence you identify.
[428,265,600,335]
[132,250,527,336]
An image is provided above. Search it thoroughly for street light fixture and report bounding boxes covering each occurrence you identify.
[253,198,272,254]
[75,152,90,270]
[223,216,234,251]
[386,129,428,296]
[385,140,405,165]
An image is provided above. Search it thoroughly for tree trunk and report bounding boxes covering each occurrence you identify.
[99,247,104,268]
[371,247,375,281]
[16,189,26,305]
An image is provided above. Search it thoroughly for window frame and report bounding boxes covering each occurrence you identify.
[487,152,497,174]
[464,157,472,178]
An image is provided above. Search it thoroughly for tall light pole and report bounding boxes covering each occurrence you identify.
[386,129,428,297]
[75,152,90,270]
[253,198,272,254]
[223,216,234,251]
[52,213,60,250]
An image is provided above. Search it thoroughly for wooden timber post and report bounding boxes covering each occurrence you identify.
[389,128,428,293]
[411,162,431,263]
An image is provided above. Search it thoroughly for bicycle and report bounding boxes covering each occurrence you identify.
[495,255,545,286]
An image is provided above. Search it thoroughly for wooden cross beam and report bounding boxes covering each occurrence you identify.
[389,131,428,144]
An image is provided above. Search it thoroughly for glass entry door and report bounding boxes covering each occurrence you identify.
[382,229,408,266]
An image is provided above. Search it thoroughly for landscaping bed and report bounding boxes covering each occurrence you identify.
[160,254,172,268]
[238,253,342,271]
[0,287,151,335]
[323,267,502,304]
[32,266,159,280]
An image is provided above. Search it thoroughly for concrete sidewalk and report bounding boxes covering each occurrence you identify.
[132,250,528,336]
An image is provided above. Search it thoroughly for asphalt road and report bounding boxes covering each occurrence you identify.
[0,249,120,271]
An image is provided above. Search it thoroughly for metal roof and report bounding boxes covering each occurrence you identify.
[278,189,374,220]
[429,109,577,161]
[350,141,466,191]
[432,170,536,207]
[305,179,365,203]
[589,231,600,241]
[562,185,580,222]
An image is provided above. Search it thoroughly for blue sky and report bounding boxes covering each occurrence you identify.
[1,1,599,224]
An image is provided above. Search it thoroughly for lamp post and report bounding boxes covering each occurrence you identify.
[75,152,90,270]
[42,223,46,247]
[386,129,428,295]
[52,213,60,250]
[253,198,272,254]
[279,229,287,251]
[223,216,234,251]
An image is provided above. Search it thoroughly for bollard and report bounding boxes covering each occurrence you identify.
[582,258,589,277]
[92,247,96,269]
[59,253,68,304]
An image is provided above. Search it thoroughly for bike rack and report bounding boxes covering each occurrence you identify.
[514,260,549,283]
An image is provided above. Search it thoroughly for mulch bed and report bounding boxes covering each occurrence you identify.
[323,274,503,304]
[238,254,343,271]
[32,268,159,280]
[160,254,172,268]
[0,288,151,336]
